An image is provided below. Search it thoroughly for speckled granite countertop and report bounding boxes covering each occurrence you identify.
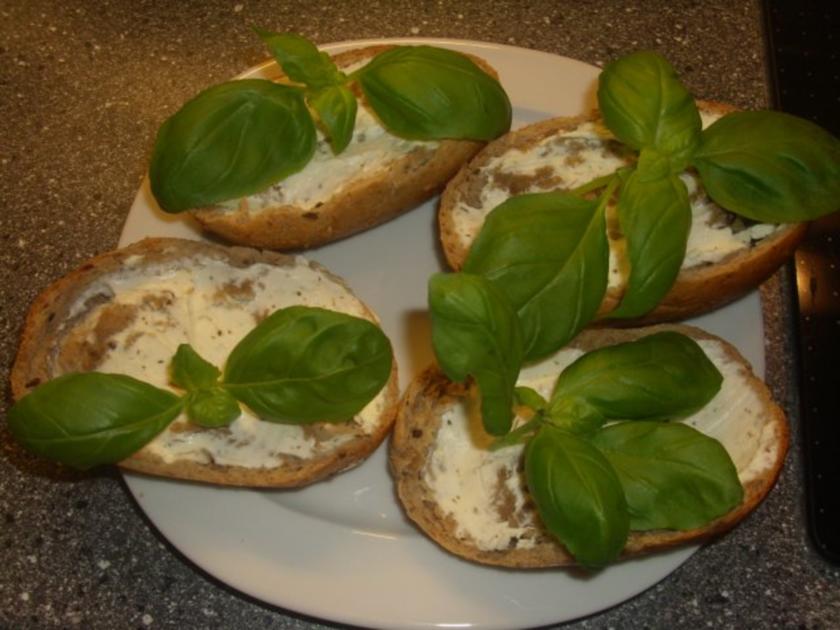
[1,1,838,628]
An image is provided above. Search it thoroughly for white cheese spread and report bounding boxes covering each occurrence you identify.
[423,339,771,551]
[451,112,782,288]
[62,255,388,469]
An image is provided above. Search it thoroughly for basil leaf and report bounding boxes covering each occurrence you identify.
[525,425,629,568]
[357,45,512,141]
[150,79,316,212]
[8,373,182,470]
[591,421,743,530]
[598,51,701,166]
[186,388,241,428]
[551,331,722,420]
[692,110,840,222]
[610,153,692,318]
[170,344,221,390]
[310,85,358,154]
[463,191,610,360]
[429,273,524,436]
[256,30,345,89]
[514,386,547,411]
[223,306,392,424]
[545,397,605,435]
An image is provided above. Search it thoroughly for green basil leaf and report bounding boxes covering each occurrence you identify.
[551,331,722,420]
[8,373,182,470]
[525,425,629,568]
[256,29,345,89]
[692,110,840,222]
[170,344,221,390]
[186,388,241,428]
[150,79,316,212]
[223,306,392,424]
[610,154,692,318]
[463,191,610,360]
[428,273,524,436]
[310,85,358,153]
[591,421,743,530]
[514,386,547,411]
[598,51,701,166]
[357,45,512,141]
[545,397,605,435]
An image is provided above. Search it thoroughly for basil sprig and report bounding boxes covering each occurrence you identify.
[149,31,511,212]
[466,51,839,326]
[519,333,739,567]
[9,306,392,470]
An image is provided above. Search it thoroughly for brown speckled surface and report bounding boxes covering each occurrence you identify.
[2,1,839,628]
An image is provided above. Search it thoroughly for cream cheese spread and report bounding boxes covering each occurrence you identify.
[222,105,438,213]
[423,339,770,551]
[63,255,388,469]
[451,112,782,288]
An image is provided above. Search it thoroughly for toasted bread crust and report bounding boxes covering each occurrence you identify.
[11,237,399,488]
[190,45,496,250]
[390,324,789,568]
[439,101,808,323]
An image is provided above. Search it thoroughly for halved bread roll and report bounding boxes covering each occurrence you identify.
[390,324,788,567]
[11,238,399,487]
[190,46,498,250]
[439,102,808,323]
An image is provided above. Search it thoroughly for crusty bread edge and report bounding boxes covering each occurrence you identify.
[190,45,496,250]
[389,323,789,568]
[10,237,400,488]
[438,101,808,324]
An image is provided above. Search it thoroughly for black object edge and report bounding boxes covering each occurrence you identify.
[762,0,840,564]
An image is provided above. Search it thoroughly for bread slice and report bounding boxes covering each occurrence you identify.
[10,237,399,487]
[189,45,498,250]
[390,324,788,568]
[439,101,808,323]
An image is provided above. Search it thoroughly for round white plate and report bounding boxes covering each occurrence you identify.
[120,39,765,629]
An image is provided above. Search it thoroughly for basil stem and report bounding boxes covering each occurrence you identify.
[591,421,743,530]
[429,272,524,436]
[8,373,183,470]
[357,45,512,141]
[223,306,392,424]
[463,188,612,361]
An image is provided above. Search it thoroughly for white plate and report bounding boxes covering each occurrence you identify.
[120,39,765,629]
